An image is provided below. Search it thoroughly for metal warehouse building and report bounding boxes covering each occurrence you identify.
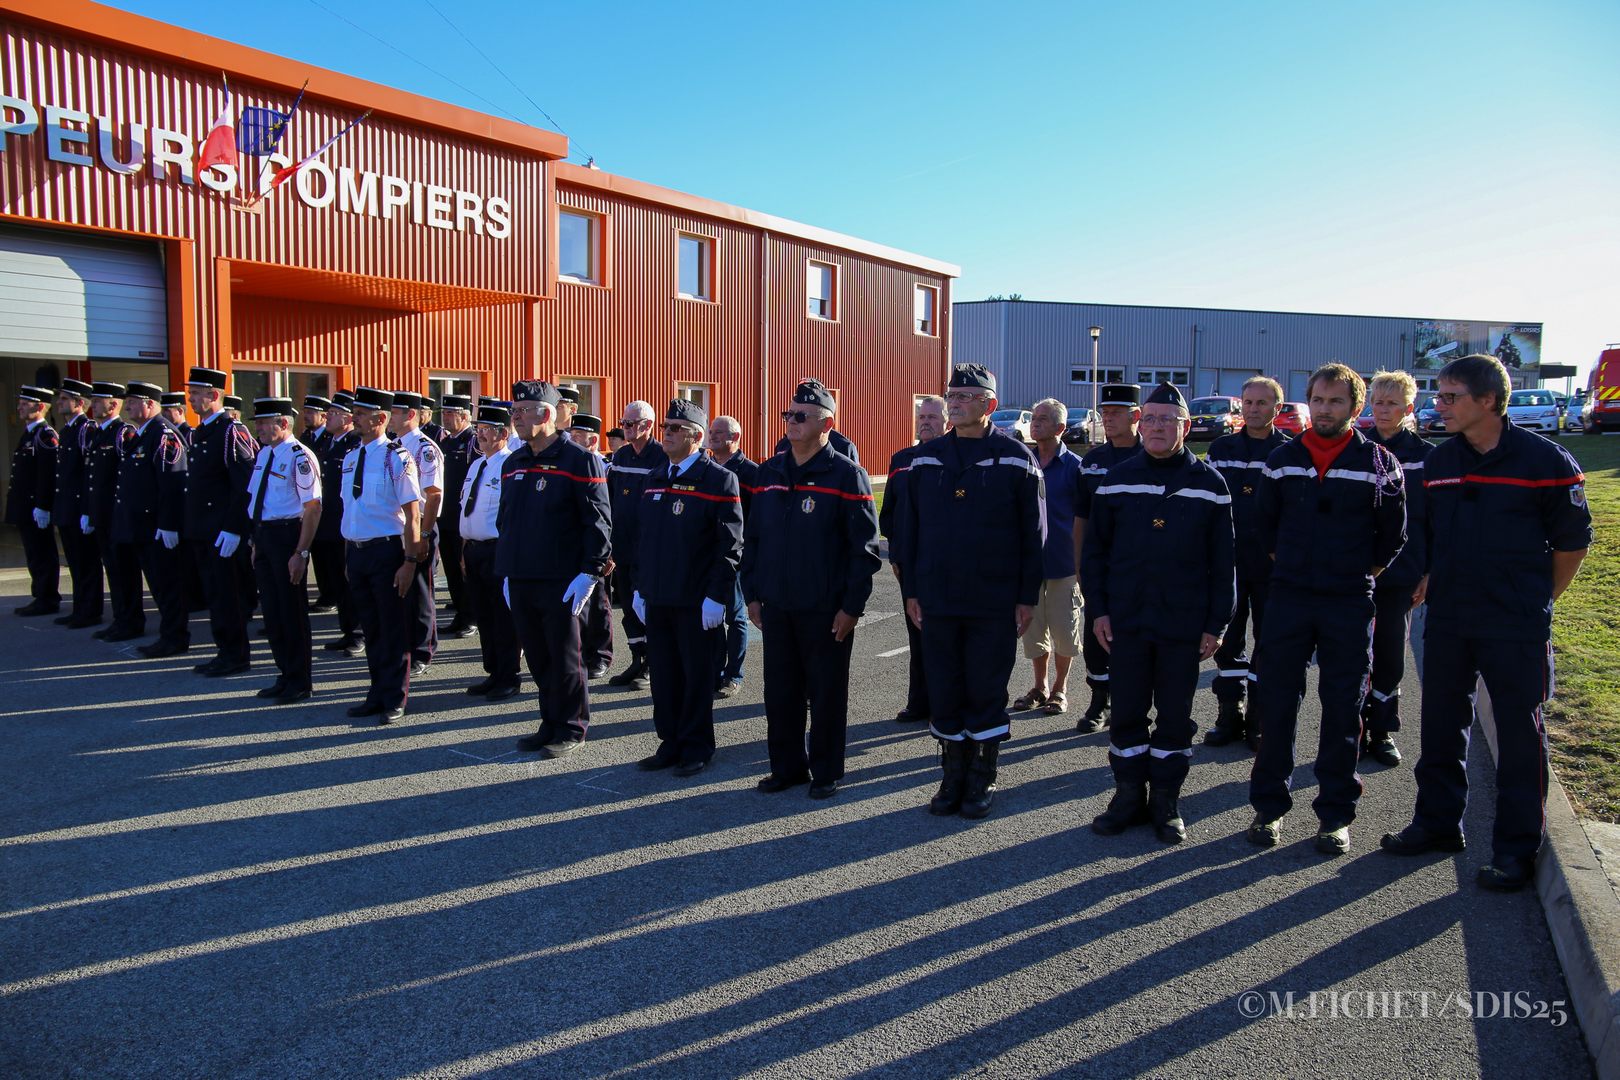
[0,0,957,504]
[954,299,1545,408]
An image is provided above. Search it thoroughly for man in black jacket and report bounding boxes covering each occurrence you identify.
[184,367,258,676]
[53,379,101,627]
[85,384,142,642]
[606,400,668,691]
[879,395,947,725]
[708,413,758,698]
[8,386,60,616]
[115,382,190,658]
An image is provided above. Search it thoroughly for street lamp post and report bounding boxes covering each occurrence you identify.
[1089,325,1103,418]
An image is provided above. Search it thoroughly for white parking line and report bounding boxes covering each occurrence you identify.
[875,645,910,658]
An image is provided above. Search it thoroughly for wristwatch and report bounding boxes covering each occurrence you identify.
[296,549,311,560]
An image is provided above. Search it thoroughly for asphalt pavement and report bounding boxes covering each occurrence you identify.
[0,568,1594,1078]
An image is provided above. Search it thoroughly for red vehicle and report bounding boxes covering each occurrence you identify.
[1581,345,1620,435]
[1274,401,1308,435]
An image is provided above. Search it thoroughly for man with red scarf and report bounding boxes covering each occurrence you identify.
[1247,363,1406,856]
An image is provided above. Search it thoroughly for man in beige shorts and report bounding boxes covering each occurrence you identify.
[1013,399,1085,716]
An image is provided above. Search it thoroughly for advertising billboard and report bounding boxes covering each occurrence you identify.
[1490,324,1543,370]
[1413,321,1468,370]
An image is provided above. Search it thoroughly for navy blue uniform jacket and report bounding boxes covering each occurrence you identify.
[495,435,612,581]
[880,442,924,569]
[1365,426,1432,592]
[1424,423,1591,641]
[741,444,881,615]
[608,440,669,569]
[5,422,57,522]
[1206,428,1290,583]
[1257,430,1406,596]
[113,419,187,544]
[184,413,256,540]
[636,456,743,607]
[1081,447,1236,642]
[899,428,1045,617]
[84,418,129,532]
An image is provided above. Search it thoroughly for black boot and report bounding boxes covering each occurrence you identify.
[1075,686,1110,734]
[928,741,973,816]
[1147,752,1191,843]
[959,741,1000,819]
[608,651,648,689]
[1204,698,1245,746]
[1093,752,1151,834]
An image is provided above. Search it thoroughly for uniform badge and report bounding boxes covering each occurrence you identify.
[1153,518,1166,529]
[954,488,966,499]
[536,477,548,491]
[672,499,685,515]
[297,461,311,476]
[801,495,816,514]
[1571,484,1587,508]
[1242,484,1254,496]
[622,487,630,496]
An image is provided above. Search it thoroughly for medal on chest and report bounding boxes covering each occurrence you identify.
[801,495,816,514]
[671,499,685,515]
[536,476,548,492]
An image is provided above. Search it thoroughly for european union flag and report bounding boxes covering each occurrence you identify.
[234,81,306,156]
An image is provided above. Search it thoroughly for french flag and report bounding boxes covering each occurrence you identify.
[264,111,370,198]
[197,83,237,173]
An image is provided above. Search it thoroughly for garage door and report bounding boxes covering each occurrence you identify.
[0,224,166,362]
[1218,369,1260,396]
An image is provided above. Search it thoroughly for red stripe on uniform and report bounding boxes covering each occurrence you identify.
[794,484,874,501]
[1426,473,1583,489]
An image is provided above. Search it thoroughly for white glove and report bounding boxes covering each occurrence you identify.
[157,529,179,550]
[215,532,241,559]
[632,590,647,625]
[502,578,510,608]
[562,573,596,617]
[32,509,50,529]
[701,597,725,631]
[80,514,93,535]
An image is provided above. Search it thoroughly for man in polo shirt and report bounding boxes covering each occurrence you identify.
[1013,398,1086,719]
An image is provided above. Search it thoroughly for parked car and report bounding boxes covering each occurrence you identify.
[1507,389,1560,433]
[1187,396,1241,440]
[990,408,1033,442]
[1354,406,1377,431]
[1415,395,1446,434]
[1274,401,1309,436]
[1063,406,1102,446]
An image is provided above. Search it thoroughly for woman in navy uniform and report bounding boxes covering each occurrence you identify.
[1073,383,1144,734]
[245,398,323,704]
[1383,354,1591,892]
[900,364,1044,819]
[1247,363,1406,856]
[1203,377,1289,750]
[497,382,613,757]
[114,381,190,658]
[8,386,60,616]
[1082,383,1235,843]
[633,399,744,777]
[743,380,881,799]
[85,384,142,642]
[52,379,102,628]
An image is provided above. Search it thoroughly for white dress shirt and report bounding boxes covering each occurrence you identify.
[340,435,422,540]
[246,439,321,522]
[458,446,511,541]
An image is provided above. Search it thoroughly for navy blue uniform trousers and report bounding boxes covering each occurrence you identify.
[921,613,1015,741]
[1364,586,1414,735]
[409,531,439,666]
[762,605,854,783]
[1108,634,1199,788]
[462,539,519,685]
[1414,635,1551,860]
[252,519,312,690]
[1212,577,1269,704]
[509,577,589,742]
[105,541,144,635]
[347,537,411,710]
[1249,583,1375,825]
[645,603,721,765]
[138,539,190,648]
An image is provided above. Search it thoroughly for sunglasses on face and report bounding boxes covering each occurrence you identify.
[780,410,817,423]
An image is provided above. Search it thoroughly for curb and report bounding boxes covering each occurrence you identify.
[1478,682,1620,1078]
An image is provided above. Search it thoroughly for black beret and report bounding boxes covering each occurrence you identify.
[185,366,228,391]
[126,381,163,402]
[442,394,473,411]
[91,381,126,398]
[949,364,996,394]
[352,387,395,412]
[61,378,93,398]
[17,385,53,405]
[328,391,355,414]
[253,397,296,419]
[475,405,511,427]
[571,413,602,434]
[303,395,331,411]
[606,428,625,441]
[160,392,186,408]
[391,391,424,411]
[1144,381,1187,411]
[1099,383,1142,407]
[665,398,707,432]
[555,386,581,405]
[223,395,243,411]
[793,378,836,412]
[512,381,560,407]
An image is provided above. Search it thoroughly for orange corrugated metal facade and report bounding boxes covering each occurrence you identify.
[0,0,956,468]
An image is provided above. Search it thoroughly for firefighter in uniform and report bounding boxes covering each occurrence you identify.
[85,383,142,642]
[459,404,520,701]
[775,426,859,464]
[1248,363,1406,855]
[436,394,478,639]
[743,380,880,798]
[707,413,758,698]
[633,399,744,777]
[1204,376,1290,749]
[1361,370,1432,767]
[390,391,442,674]
[1383,354,1592,892]
[9,386,60,616]
[183,367,257,676]
[298,395,331,454]
[497,382,612,756]
[341,388,422,725]
[116,381,190,658]
[879,395,948,724]
[160,392,192,446]
[1074,383,1143,734]
[1083,382,1235,843]
[245,398,322,704]
[607,400,668,690]
[900,364,1044,819]
[316,392,364,653]
[53,379,102,627]
[569,413,615,679]
[419,401,445,445]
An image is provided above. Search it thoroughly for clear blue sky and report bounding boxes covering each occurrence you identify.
[116,0,1619,378]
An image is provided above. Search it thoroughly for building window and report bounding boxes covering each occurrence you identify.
[558,376,603,420]
[677,233,714,301]
[915,284,938,336]
[676,381,712,418]
[428,373,480,406]
[235,365,334,404]
[1071,367,1126,385]
[1137,368,1191,387]
[559,210,602,285]
[807,260,837,321]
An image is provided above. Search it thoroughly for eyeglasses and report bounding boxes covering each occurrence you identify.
[1434,392,1470,406]
[662,423,695,434]
[782,410,823,423]
[944,391,987,404]
[1138,415,1185,428]
[620,416,651,427]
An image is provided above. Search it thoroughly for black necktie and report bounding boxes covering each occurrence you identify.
[252,448,274,522]
[463,458,487,517]
[352,444,366,500]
